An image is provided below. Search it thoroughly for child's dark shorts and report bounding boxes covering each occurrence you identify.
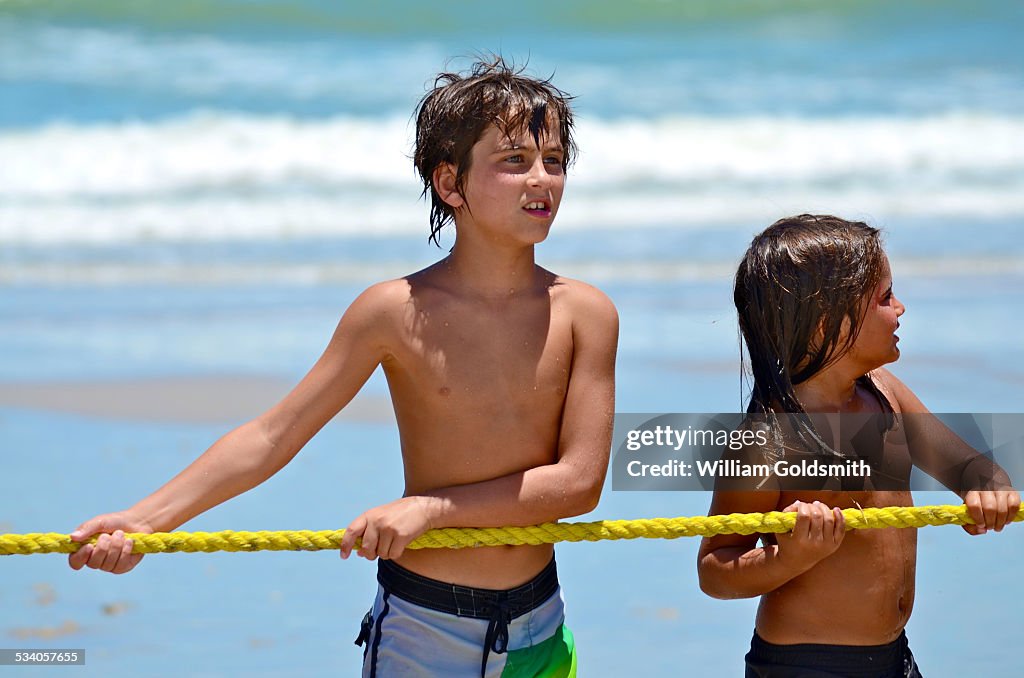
[744,630,923,678]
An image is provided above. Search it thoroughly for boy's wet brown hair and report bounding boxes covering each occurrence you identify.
[414,55,577,246]
[734,214,888,420]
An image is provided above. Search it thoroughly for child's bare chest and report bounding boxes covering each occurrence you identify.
[389,294,574,414]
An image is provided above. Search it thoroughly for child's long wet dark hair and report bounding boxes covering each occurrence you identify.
[414,55,577,246]
[734,215,889,451]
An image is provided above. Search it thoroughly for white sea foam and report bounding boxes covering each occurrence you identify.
[2,112,1023,243]
[0,114,418,198]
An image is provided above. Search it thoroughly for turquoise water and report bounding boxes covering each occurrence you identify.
[2,2,1023,675]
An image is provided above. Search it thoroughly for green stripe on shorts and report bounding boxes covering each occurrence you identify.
[500,624,577,678]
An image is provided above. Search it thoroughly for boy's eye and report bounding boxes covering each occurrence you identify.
[506,154,523,163]
[544,156,562,165]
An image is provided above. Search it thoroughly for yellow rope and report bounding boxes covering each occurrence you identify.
[1,503,1020,556]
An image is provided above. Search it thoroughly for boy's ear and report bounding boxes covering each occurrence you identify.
[433,163,465,209]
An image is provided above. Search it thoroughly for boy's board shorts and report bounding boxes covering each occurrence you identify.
[744,630,923,678]
[356,557,577,677]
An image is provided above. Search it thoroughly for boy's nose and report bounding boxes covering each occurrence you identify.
[894,295,906,316]
[526,157,549,186]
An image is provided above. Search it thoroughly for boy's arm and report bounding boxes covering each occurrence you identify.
[696,462,845,599]
[874,368,1020,534]
[69,283,395,572]
[340,285,618,561]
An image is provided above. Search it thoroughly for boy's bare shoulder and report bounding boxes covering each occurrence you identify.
[345,278,412,318]
[360,277,413,302]
[548,273,619,325]
[866,367,926,414]
[335,279,416,350]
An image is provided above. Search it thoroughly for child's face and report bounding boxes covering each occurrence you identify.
[452,118,566,245]
[846,255,906,370]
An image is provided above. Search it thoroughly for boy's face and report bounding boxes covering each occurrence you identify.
[446,118,566,245]
[846,255,906,370]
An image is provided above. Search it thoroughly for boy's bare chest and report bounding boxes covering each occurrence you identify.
[388,296,573,410]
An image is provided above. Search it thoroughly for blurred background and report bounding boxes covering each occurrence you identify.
[2,1,1022,675]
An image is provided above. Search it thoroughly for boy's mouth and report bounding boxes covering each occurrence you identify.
[523,200,551,217]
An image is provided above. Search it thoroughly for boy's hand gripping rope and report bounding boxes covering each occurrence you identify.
[1,503,1020,556]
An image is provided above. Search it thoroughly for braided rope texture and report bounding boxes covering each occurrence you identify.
[2,503,1020,556]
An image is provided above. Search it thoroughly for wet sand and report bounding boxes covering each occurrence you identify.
[0,376,393,424]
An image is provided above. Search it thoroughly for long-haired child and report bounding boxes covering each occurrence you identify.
[698,214,1018,677]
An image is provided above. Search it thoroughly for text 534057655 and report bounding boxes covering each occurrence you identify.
[0,649,85,665]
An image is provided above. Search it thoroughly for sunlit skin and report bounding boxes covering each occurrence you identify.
[67,118,619,589]
[698,255,1019,645]
[439,122,567,249]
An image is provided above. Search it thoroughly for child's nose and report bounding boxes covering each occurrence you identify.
[526,157,549,185]
[894,295,906,316]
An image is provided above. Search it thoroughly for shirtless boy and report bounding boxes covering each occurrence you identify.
[697,215,1018,677]
[69,57,618,677]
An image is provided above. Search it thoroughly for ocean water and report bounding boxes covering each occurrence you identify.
[1,1,1022,675]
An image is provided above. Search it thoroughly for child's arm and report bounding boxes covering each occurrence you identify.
[69,284,395,573]
[340,285,618,561]
[874,368,1020,534]
[697,484,845,600]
